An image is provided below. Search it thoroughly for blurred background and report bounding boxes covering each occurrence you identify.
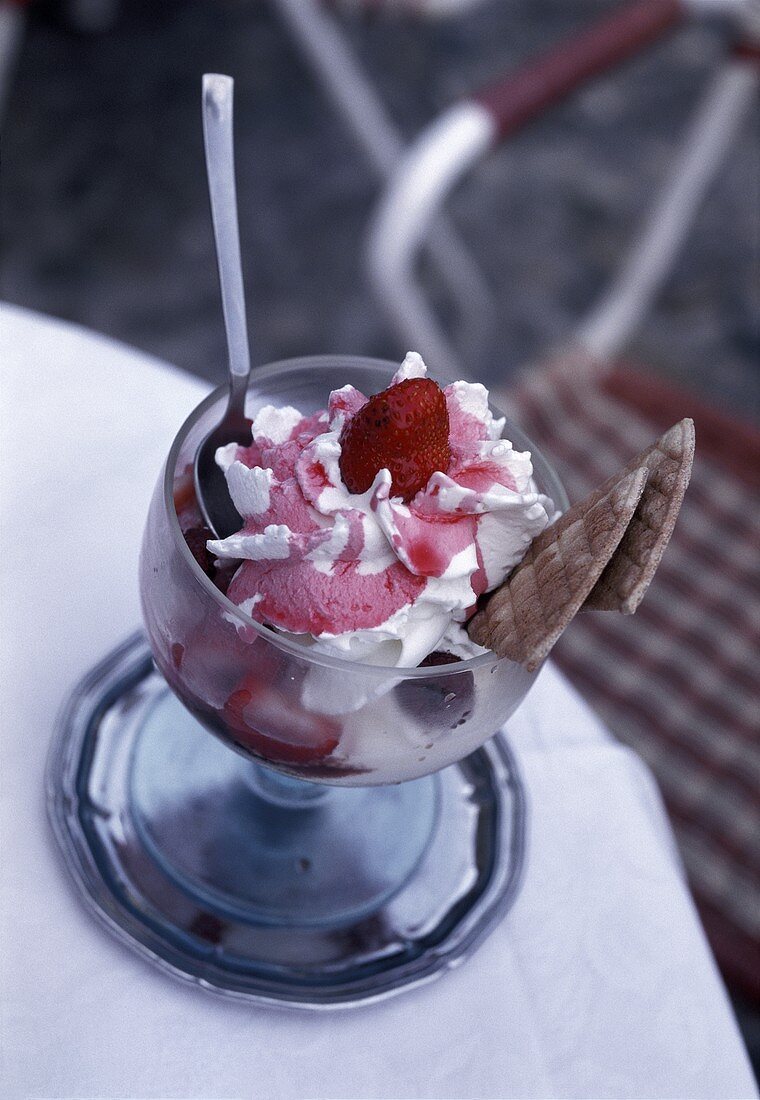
[1,0,758,1071]
[1,0,758,412]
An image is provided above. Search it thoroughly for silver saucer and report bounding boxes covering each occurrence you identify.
[47,632,527,1008]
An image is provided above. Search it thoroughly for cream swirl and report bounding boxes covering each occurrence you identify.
[208,353,556,666]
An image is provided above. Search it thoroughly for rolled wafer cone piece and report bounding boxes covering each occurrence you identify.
[468,466,649,672]
[583,418,694,614]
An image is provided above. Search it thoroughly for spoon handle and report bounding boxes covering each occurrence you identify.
[202,74,251,387]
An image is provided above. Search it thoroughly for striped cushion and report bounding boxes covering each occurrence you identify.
[506,358,760,1000]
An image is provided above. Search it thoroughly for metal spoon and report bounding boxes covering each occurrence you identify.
[194,73,251,540]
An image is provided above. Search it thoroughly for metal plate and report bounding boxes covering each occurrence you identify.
[47,633,527,1009]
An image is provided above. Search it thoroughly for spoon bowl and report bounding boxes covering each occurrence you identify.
[193,396,249,539]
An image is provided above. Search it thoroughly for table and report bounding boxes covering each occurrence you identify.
[1,303,756,1099]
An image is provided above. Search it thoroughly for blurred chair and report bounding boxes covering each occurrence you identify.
[366,0,759,376]
[363,0,760,998]
[272,0,497,371]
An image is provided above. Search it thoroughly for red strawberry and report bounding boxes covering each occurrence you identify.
[420,650,462,667]
[223,678,340,765]
[183,524,215,576]
[338,377,450,501]
[395,651,474,729]
[173,470,196,513]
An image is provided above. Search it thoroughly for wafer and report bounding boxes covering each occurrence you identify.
[468,466,649,671]
[584,418,694,613]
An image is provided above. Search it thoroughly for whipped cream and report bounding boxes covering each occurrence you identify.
[208,353,556,667]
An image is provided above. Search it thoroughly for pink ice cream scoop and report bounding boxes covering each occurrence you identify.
[208,353,556,668]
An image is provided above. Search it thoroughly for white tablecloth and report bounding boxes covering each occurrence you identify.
[1,303,756,1100]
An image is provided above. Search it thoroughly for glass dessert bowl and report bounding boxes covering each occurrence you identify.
[50,354,567,1007]
[142,355,565,788]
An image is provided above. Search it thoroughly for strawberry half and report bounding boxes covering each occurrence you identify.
[223,678,340,765]
[338,377,450,502]
[395,651,474,729]
[183,524,215,576]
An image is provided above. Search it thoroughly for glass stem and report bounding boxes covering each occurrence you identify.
[245,762,330,809]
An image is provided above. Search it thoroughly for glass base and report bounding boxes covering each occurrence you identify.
[130,690,439,927]
[47,633,527,1008]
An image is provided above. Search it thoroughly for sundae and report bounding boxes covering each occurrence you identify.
[202,352,556,669]
[146,346,690,784]
[155,352,564,783]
